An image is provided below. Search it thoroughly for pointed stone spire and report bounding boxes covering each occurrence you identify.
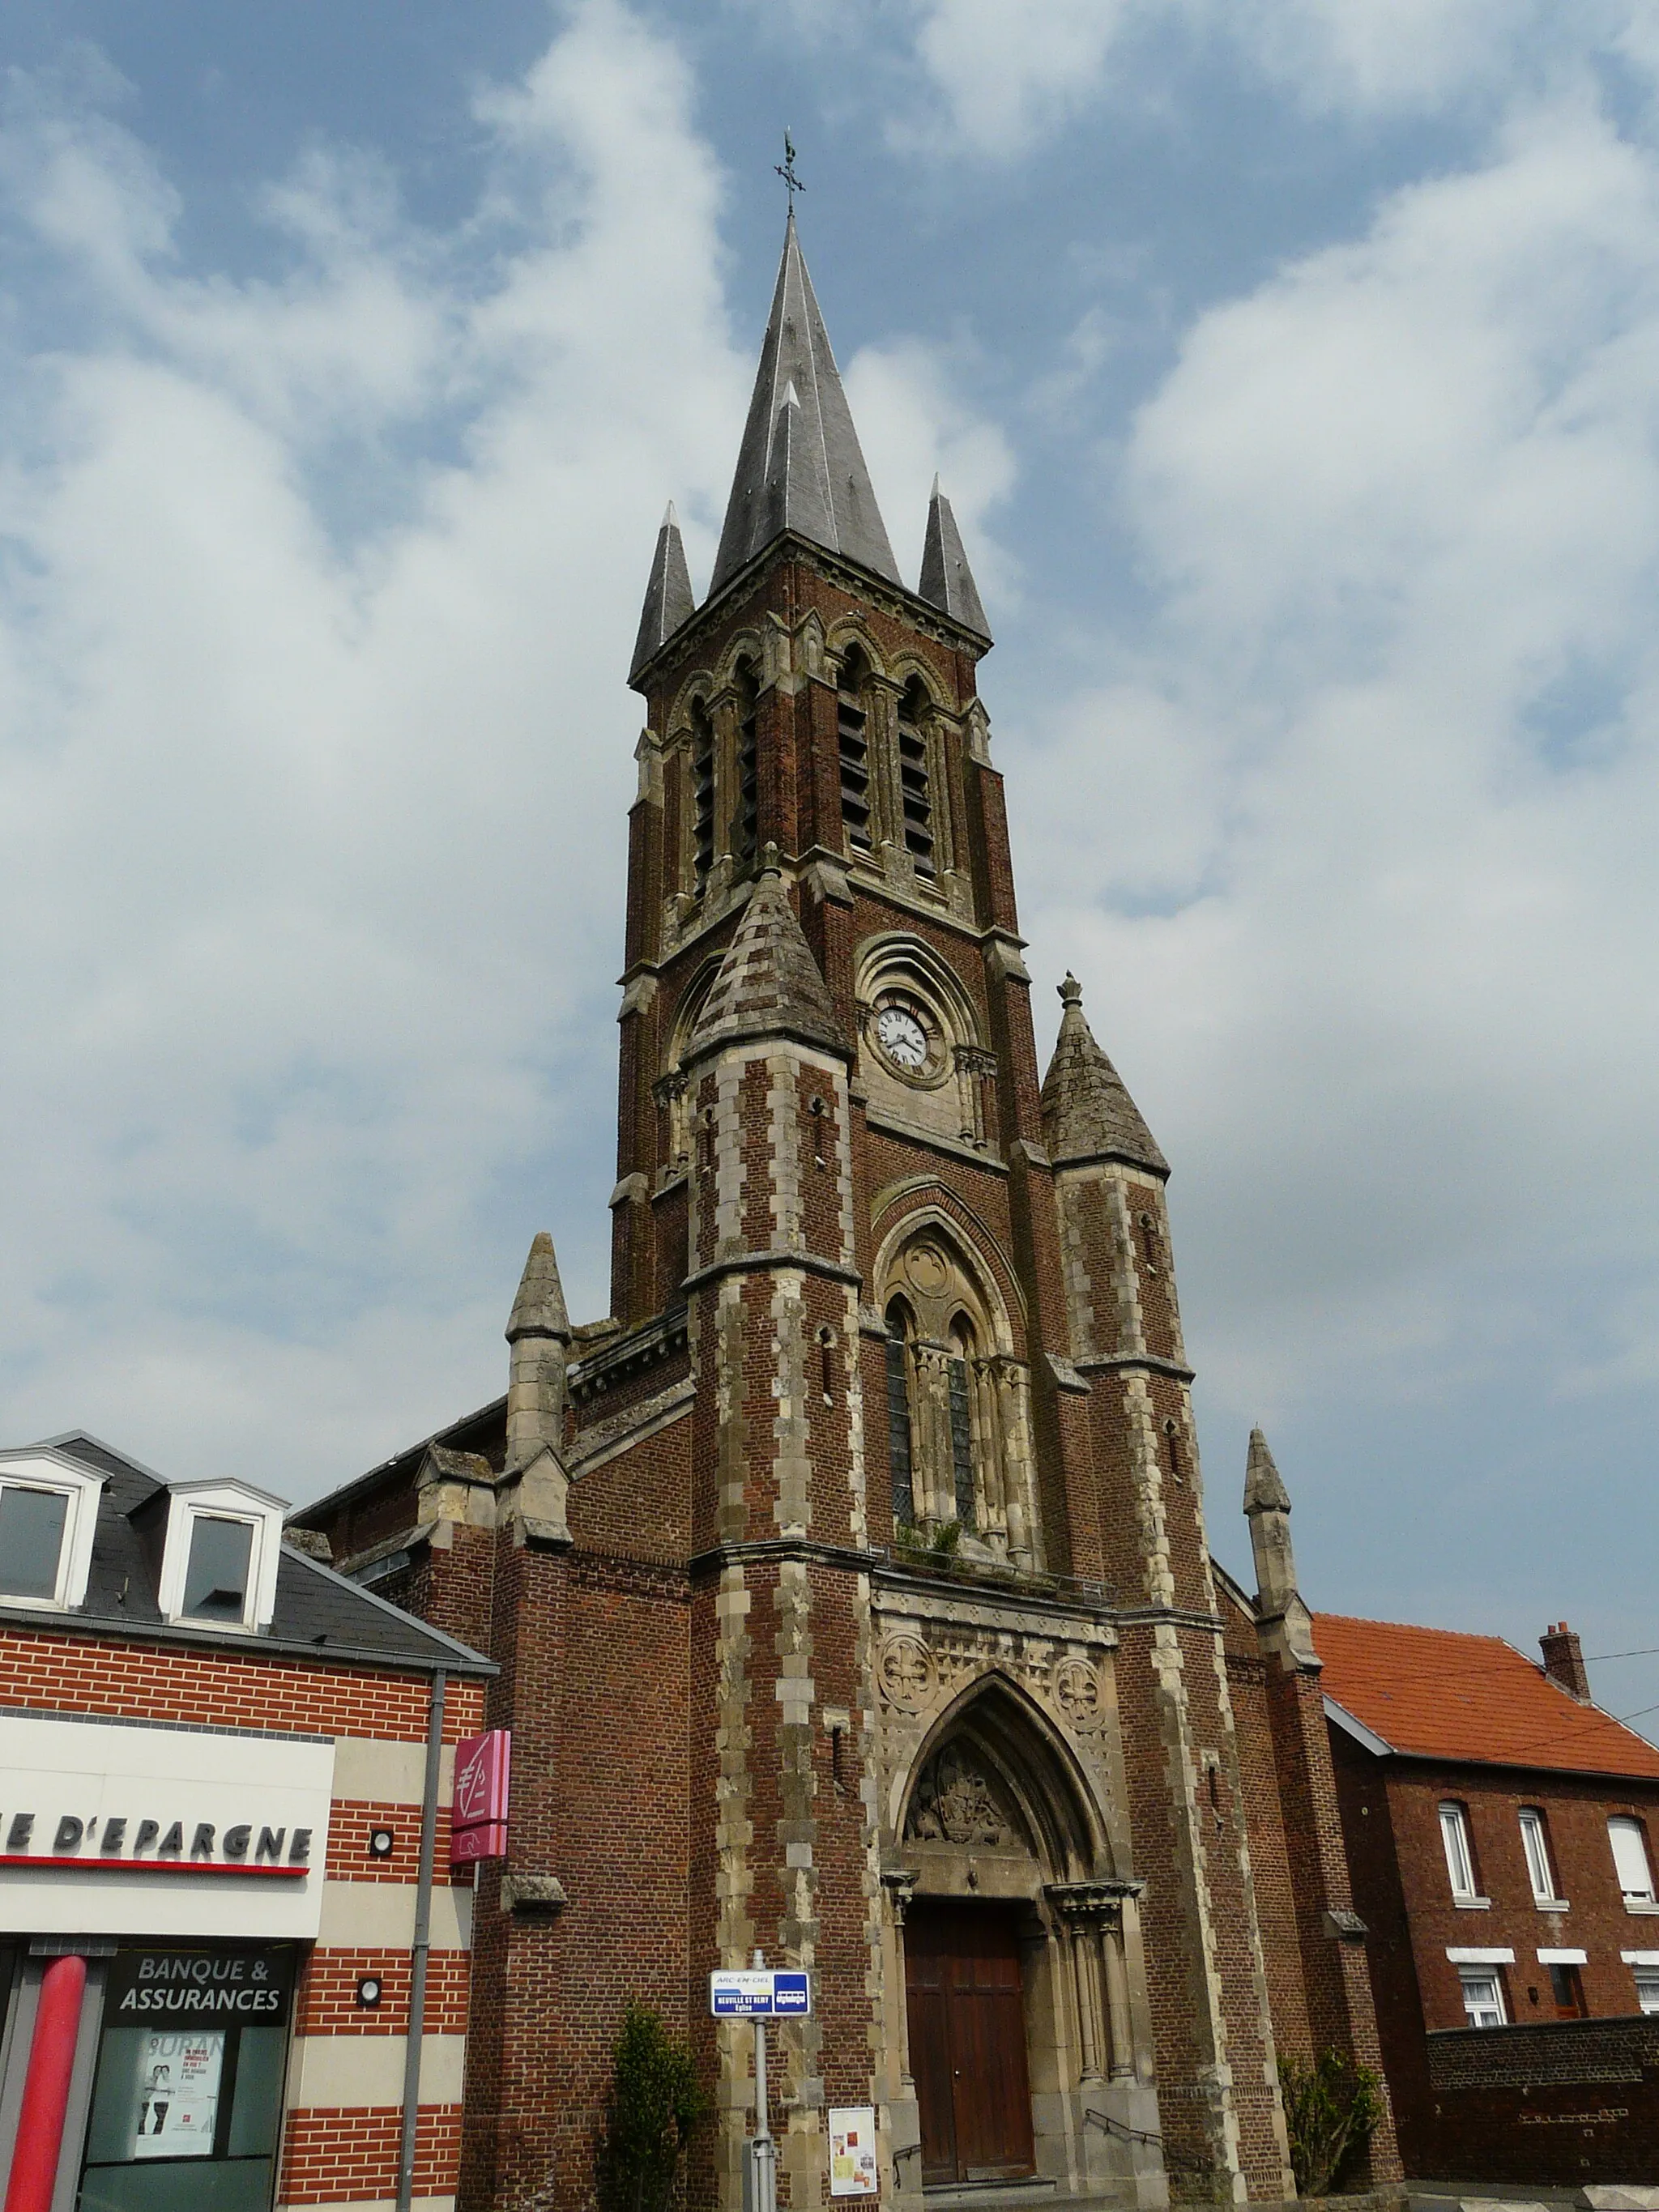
[1243,1427,1290,1517]
[686,850,849,1063]
[1243,1427,1316,1669]
[1039,974,1168,1176]
[629,501,697,684]
[919,475,990,639]
[505,1231,572,1471]
[710,214,900,593]
[507,1230,570,1345]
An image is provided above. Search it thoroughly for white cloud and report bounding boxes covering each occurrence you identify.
[0,1,748,1491]
[1013,98,1659,1435]
[0,2,1019,1502]
[887,0,1649,157]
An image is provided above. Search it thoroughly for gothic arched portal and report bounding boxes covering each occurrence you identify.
[882,1672,1158,2201]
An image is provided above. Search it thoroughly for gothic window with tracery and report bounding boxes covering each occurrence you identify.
[878,1236,1036,1566]
[947,1319,977,1526]
[838,649,873,853]
[885,1298,916,1526]
[897,677,936,876]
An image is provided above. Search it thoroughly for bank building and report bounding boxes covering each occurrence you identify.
[298,216,1400,2209]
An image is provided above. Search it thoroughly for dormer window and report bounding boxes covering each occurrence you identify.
[159,1480,284,1633]
[184,1514,255,1622]
[0,1450,102,1611]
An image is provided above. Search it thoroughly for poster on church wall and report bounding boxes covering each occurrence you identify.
[828,2106,877,2197]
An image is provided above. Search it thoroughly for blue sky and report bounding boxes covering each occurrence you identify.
[4,1,1659,1728]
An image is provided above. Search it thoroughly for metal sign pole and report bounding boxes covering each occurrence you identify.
[744,1949,777,2212]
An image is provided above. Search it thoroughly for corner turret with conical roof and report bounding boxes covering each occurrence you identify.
[684,852,847,1064]
[1040,974,1167,1175]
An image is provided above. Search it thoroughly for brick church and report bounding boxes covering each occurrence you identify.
[299,217,1401,2207]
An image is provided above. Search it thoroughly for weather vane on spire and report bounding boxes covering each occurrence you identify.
[775,130,804,215]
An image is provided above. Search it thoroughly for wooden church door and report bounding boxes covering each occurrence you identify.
[905,1903,1035,2184]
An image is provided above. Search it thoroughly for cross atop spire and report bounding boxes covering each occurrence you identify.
[710,215,901,594]
[774,130,804,215]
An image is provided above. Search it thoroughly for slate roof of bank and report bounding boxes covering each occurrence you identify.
[4,1431,493,1675]
[1316,1611,1659,1782]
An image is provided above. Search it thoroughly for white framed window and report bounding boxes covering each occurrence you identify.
[1458,1968,1506,2027]
[1520,1808,1563,1907]
[158,1481,285,1632]
[1634,1967,1659,2015]
[1440,1801,1479,1902]
[1610,1816,1657,1907]
[0,1451,102,1611]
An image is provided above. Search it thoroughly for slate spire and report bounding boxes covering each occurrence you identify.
[919,475,990,639]
[1039,974,1168,1176]
[629,501,697,683]
[710,213,900,593]
[686,851,849,1063]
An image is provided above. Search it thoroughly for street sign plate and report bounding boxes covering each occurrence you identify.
[710,1968,811,2018]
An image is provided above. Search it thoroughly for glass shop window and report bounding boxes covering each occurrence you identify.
[181,1515,255,1625]
[0,1481,70,1602]
[80,1946,296,2212]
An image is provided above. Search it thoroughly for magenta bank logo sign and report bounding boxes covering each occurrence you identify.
[450,1730,510,1865]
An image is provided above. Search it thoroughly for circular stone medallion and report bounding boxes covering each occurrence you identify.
[1053,1657,1102,1729]
[903,1243,949,1298]
[878,1632,937,1712]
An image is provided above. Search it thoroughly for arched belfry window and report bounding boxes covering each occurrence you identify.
[897,677,936,876]
[879,1234,1039,1567]
[733,655,759,870]
[689,697,715,894]
[838,648,873,854]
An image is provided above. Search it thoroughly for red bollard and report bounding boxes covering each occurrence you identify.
[3,1954,87,2212]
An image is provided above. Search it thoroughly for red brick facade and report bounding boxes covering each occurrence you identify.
[0,1609,485,2212]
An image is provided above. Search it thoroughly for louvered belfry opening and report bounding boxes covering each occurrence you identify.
[733,656,759,872]
[838,648,873,852]
[898,676,936,876]
[690,697,715,893]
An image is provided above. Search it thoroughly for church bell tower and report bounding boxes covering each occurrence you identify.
[621,213,1300,2206]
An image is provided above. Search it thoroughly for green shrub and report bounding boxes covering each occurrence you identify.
[894,1519,962,1564]
[1276,2048,1384,2197]
[598,2003,709,2212]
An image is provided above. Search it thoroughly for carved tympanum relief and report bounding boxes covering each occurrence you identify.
[904,1742,1030,1851]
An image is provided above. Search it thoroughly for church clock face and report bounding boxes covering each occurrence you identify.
[874,1005,928,1072]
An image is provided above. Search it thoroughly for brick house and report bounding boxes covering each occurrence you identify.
[1311,1605,1659,2184]
[296,215,1401,2210]
[0,1428,494,2212]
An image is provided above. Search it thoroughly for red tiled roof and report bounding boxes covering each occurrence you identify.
[1313,1612,1659,1782]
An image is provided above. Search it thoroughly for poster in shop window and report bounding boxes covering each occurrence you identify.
[828,2106,878,2197]
[131,2029,224,2158]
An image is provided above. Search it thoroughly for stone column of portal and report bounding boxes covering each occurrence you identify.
[680,865,886,2211]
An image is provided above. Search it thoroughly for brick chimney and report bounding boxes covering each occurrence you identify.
[1540,1621,1592,1701]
